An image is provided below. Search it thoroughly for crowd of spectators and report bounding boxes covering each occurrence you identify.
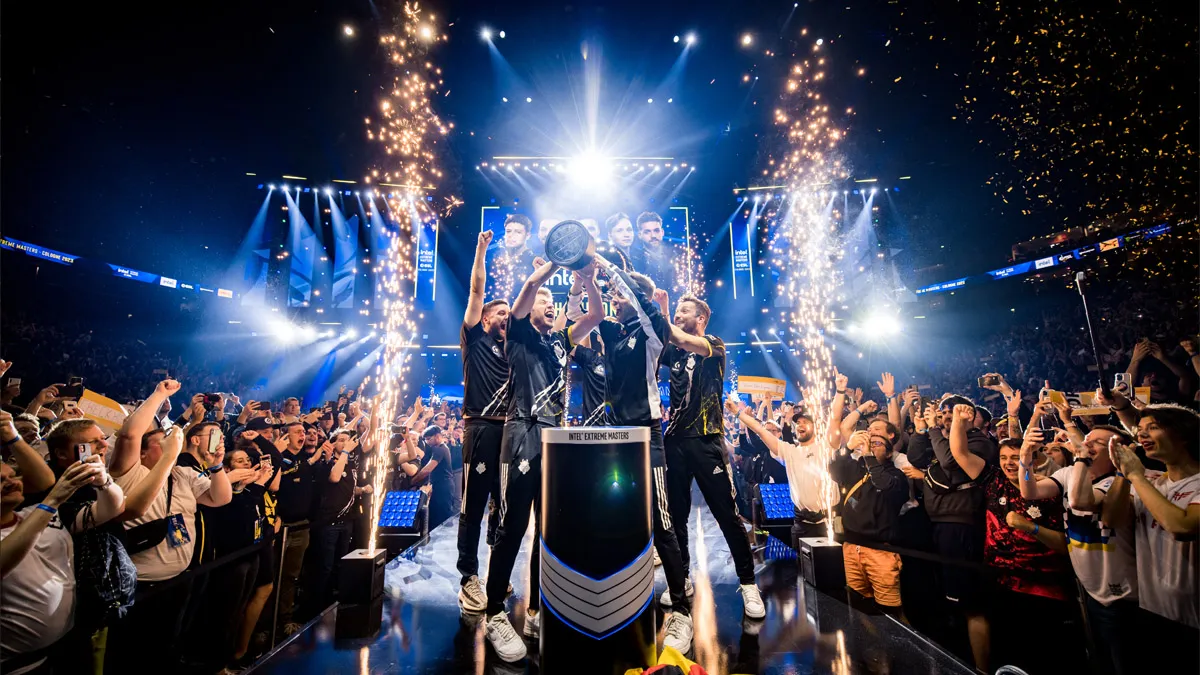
[722,284,1199,673]
[0,358,465,675]
[1,225,1193,675]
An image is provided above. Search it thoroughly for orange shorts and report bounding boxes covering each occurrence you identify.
[842,542,902,607]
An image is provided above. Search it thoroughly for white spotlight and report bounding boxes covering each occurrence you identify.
[568,152,613,188]
[673,35,680,43]
[345,328,358,339]
[647,98,653,103]
[481,27,492,40]
[741,34,753,46]
[525,97,532,103]
[300,325,318,341]
[268,184,275,190]
[685,33,697,45]
[324,187,332,195]
[343,25,355,37]
[498,30,506,39]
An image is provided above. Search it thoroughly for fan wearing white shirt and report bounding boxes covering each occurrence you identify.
[1104,404,1200,671]
[0,449,124,674]
[1016,423,1138,675]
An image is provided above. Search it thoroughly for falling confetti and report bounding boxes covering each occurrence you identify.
[949,2,1196,223]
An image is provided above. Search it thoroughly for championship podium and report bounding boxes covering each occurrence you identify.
[539,427,656,674]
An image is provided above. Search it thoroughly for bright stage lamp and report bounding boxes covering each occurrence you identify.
[481,27,492,40]
[300,325,318,341]
[345,328,358,339]
[673,35,680,43]
[685,33,697,45]
[568,153,613,187]
[865,310,902,337]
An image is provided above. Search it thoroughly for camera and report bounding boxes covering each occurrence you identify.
[977,374,1000,387]
[202,393,221,410]
[60,376,85,401]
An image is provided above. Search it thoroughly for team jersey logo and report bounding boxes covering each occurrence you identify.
[491,345,503,358]
[594,364,605,377]
[475,462,487,474]
[626,335,638,350]
[518,459,531,474]
[553,341,567,365]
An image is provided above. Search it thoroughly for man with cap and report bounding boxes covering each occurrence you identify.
[411,425,455,528]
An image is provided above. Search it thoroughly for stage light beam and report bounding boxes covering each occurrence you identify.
[481,27,492,41]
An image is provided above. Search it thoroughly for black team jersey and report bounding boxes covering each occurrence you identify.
[596,269,671,426]
[571,343,607,426]
[663,337,726,437]
[461,322,510,417]
[504,314,572,425]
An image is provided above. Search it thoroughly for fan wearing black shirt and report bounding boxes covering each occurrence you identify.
[306,431,362,615]
[482,259,604,663]
[655,290,765,620]
[457,230,512,613]
[593,259,694,655]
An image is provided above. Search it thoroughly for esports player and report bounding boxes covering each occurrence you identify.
[592,258,694,655]
[457,230,512,613]
[483,260,604,663]
[656,290,765,619]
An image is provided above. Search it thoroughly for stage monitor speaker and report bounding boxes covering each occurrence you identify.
[798,537,845,595]
[338,548,387,605]
[336,594,384,640]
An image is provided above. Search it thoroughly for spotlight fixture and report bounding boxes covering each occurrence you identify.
[525,97,532,103]
[647,98,653,103]
[673,35,680,43]
[502,97,508,103]
[268,184,275,190]
[343,25,355,37]
[481,27,492,40]
[667,98,674,103]
[741,34,753,46]
[498,30,506,39]
[685,33,697,45]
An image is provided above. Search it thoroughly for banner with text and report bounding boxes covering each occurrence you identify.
[737,376,788,400]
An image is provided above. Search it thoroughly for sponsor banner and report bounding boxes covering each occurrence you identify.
[108,264,156,283]
[1,236,78,266]
[1034,256,1055,270]
[737,375,788,399]
[914,277,967,295]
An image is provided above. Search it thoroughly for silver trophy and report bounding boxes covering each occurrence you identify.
[545,219,631,271]
[544,220,596,271]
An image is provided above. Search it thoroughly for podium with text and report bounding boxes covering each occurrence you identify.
[539,426,656,674]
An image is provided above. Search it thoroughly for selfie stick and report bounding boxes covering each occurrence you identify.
[1076,271,1110,396]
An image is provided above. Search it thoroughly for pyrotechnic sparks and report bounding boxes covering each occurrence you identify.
[364,2,455,553]
[765,39,847,537]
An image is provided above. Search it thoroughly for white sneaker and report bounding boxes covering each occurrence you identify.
[653,549,662,566]
[662,613,694,654]
[485,613,527,663]
[459,576,487,613]
[659,577,694,607]
[522,610,540,638]
[739,584,766,619]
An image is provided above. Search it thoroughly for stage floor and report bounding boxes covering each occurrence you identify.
[257,490,972,674]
